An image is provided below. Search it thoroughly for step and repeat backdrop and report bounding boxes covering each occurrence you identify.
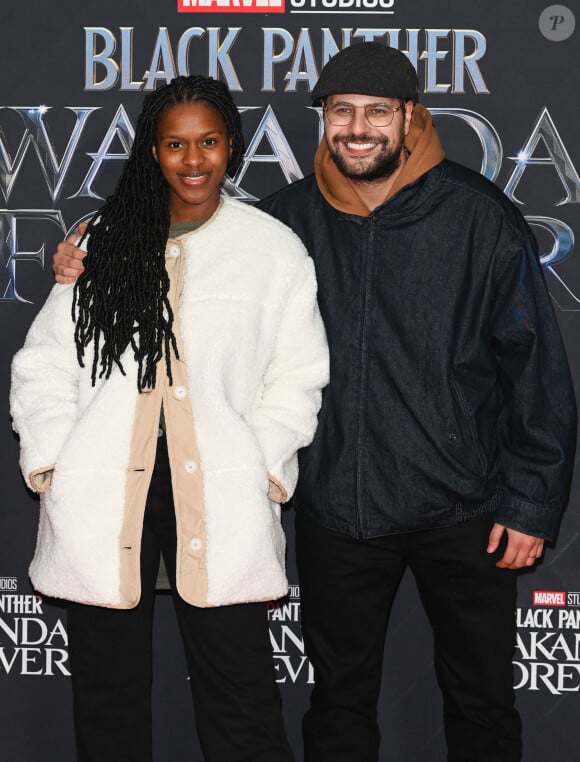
[1,1,578,759]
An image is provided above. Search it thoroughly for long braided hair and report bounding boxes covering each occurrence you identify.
[73,75,245,391]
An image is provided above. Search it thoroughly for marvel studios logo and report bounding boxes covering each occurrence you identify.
[177,0,395,12]
[0,577,18,591]
[533,590,580,607]
[178,0,285,12]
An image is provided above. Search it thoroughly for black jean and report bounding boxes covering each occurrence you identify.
[67,434,293,762]
[295,510,522,762]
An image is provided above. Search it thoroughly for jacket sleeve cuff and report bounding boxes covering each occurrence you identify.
[268,475,288,504]
[29,466,55,494]
[494,490,561,543]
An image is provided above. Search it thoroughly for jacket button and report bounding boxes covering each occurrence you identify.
[189,537,203,551]
[448,433,457,443]
[184,460,197,474]
[167,244,180,258]
[174,385,187,399]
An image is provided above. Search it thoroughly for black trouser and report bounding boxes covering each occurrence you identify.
[295,511,522,762]
[67,434,293,762]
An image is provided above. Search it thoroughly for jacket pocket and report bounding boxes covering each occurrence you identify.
[450,381,488,476]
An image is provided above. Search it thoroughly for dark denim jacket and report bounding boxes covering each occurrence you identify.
[258,159,577,541]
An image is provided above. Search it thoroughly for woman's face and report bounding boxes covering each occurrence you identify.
[152,100,232,222]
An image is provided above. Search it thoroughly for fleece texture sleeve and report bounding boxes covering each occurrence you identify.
[247,254,329,502]
[10,285,80,492]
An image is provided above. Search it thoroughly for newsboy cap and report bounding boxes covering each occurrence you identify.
[311,42,419,105]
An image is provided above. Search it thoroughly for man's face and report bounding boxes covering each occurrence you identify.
[323,93,413,182]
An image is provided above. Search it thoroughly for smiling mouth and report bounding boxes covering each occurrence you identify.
[343,141,379,154]
[179,173,209,185]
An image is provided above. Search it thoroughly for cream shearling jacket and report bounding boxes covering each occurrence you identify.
[11,198,329,609]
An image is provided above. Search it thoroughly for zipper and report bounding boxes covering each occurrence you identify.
[354,217,376,538]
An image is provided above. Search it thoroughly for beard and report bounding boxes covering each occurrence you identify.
[327,123,406,182]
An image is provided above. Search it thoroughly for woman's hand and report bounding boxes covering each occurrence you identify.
[53,223,88,284]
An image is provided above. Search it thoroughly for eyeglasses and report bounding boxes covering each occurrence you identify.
[324,101,405,127]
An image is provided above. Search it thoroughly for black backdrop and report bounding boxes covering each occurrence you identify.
[1,1,579,759]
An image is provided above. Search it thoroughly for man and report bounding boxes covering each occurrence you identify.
[53,43,576,762]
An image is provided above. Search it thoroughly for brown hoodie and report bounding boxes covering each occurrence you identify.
[314,104,445,217]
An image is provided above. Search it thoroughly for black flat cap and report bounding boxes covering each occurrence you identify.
[312,42,419,105]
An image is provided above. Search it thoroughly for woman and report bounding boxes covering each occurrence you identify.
[10,75,328,762]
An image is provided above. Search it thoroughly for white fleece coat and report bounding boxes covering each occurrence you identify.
[10,198,329,608]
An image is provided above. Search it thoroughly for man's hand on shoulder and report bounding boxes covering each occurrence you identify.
[487,522,544,570]
[53,222,88,284]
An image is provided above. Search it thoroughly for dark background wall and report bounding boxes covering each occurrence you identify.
[1,1,578,759]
